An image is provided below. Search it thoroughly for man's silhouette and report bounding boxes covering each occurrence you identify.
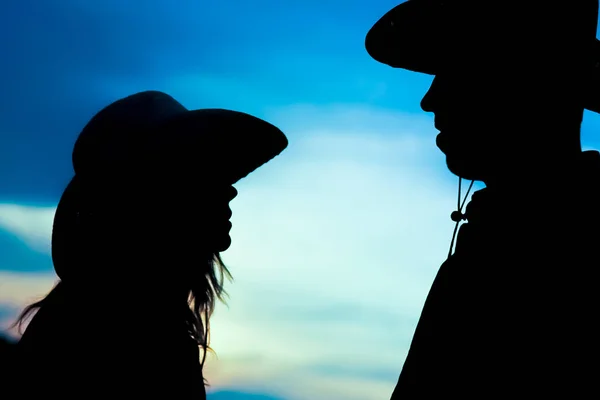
[10,91,287,398]
[366,0,600,397]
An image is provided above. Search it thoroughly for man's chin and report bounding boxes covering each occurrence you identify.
[446,157,486,182]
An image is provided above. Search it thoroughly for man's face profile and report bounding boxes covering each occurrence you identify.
[418,27,589,182]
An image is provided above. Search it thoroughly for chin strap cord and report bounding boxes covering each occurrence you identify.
[447,176,474,259]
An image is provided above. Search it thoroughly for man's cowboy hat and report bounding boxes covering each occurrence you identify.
[51,90,288,280]
[365,0,600,113]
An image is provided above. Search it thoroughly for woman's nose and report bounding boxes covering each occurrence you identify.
[228,186,238,201]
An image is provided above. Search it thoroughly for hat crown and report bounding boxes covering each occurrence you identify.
[72,91,187,177]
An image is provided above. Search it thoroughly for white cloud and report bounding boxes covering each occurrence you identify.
[0,204,55,255]
[0,104,476,400]
[0,270,56,306]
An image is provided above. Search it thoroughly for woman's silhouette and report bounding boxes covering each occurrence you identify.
[11,91,288,398]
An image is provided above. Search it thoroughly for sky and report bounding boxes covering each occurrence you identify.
[2,1,600,399]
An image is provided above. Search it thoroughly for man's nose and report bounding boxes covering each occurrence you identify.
[420,76,440,112]
[420,90,434,112]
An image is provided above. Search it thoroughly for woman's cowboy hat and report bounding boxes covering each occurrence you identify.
[72,90,288,183]
[365,0,600,113]
[51,90,288,280]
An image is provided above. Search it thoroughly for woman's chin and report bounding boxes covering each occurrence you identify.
[213,235,232,253]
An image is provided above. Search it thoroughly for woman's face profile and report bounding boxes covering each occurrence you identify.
[116,174,239,256]
[165,180,238,253]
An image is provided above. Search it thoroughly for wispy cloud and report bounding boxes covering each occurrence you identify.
[0,270,57,336]
[0,205,55,255]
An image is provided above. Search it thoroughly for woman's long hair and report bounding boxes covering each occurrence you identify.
[186,252,232,367]
[13,252,232,372]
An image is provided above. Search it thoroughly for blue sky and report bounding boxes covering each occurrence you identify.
[2,1,600,399]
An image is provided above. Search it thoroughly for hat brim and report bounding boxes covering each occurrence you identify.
[365,0,443,75]
[366,1,600,113]
[151,108,288,185]
[585,40,600,114]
